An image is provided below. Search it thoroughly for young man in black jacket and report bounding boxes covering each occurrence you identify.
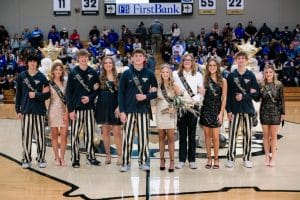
[15,54,50,169]
[66,49,100,168]
[118,48,157,172]
[226,51,259,168]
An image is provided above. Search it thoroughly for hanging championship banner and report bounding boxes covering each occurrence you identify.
[53,0,71,16]
[226,0,244,15]
[198,0,216,14]
[82,0,99,15]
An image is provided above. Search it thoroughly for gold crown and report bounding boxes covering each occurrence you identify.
[40,39,62,61]
[236,39,261,58]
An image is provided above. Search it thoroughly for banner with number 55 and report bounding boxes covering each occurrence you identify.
[198,0,216,15]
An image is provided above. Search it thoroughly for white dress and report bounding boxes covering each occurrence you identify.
[155,86,177,129]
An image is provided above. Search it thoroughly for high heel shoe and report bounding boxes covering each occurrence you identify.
[168,160,174,172]
[54,158,61,166]
[116,157,122,166]
[205,157,212,169]
[269,159,276,167]
[212,158,220,169]
[60,158,67,166]
[160,158,166,170]
[105,156,111,165]
[265,157,270,166]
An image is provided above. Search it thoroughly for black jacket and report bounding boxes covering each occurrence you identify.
[15,70,50,115]
[66,66,98,112]
[226,69,259,115]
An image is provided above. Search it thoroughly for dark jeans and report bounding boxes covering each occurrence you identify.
[177,111,198,163]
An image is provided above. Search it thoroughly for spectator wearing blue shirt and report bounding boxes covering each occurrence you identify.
[107,29,119,49]
[48,26,60,45]
[0,51,7,77]
[234,23,245,40]
[30,26,43,48]
[124,38,133,55]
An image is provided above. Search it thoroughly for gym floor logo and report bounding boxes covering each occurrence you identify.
[43,125,283,159]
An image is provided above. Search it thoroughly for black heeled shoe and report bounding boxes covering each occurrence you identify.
[160,158,166,170]
[168,160,174,172]
[212,158,219,169]
[205,157,212,169]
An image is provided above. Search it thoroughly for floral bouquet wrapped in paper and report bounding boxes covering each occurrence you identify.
[160,95,201,118]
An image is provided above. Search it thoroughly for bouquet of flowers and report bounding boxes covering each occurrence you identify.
[160,95,200,118]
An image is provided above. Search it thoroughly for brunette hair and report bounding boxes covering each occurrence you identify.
[50,62,65,83]
[204,58,223,88]
[99,56,118,90]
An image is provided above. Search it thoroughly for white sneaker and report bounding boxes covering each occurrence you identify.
[120,165,131,172]
[225,160,234,168]
[175,162,185,169]
[189,162,197,169]
[21,162,30,169]
[38,161,47,168]
[139,164,150,171]
[244,160,253,168]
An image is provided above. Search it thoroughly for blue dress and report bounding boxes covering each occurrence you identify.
[199,78,222,128]
[95,81,121,125]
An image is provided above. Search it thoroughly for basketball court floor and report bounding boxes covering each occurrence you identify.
[0,101,300,199]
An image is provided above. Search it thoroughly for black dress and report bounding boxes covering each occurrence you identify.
[95,81,121,125]
[199,78,222,128]
[259,82,285,125]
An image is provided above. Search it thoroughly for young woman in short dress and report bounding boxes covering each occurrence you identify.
[95,56,122,165]
[48,62,68,166]
[155,64,181,172]
[259,64,285,167]
[199,58,227,169]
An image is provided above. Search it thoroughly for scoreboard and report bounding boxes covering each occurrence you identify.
[104,0,193,16]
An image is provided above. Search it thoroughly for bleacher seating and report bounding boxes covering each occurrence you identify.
[283,87,300,101]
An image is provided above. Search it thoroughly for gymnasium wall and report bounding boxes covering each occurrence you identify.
[0,0,298,40]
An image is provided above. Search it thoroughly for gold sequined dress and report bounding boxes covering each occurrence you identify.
[48,82,67,127]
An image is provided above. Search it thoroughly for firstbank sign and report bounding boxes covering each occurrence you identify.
[116,3,182,15]
[117,3,182,15]
[104,1,193,16]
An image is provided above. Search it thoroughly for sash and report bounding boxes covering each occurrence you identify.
[233,75,257,125]
[178,72,195,98]
[208,78,218,97]
[130,69,153,120]
[177,71,201,115]
[74,72,91,92]
[264,84,276,104]
[161,84,173,105]
[233,77,247,95]
[50,81,66,105]
[23,77,37,92]
[106,81,116,93]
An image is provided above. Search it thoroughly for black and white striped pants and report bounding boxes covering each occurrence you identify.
[122,113,149,166]
[227,113,252,161]
[70,109,96,162]
[21,114,46,163]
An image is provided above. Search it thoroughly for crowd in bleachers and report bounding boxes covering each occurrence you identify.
[0,21,300,98]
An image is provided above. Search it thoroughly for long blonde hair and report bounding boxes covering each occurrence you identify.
[50,62,65,83]
[177,53,197,76]
[99,56,118,90]
[159,64,175,89]
[204,58,223,88]
[261,64,281,87]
